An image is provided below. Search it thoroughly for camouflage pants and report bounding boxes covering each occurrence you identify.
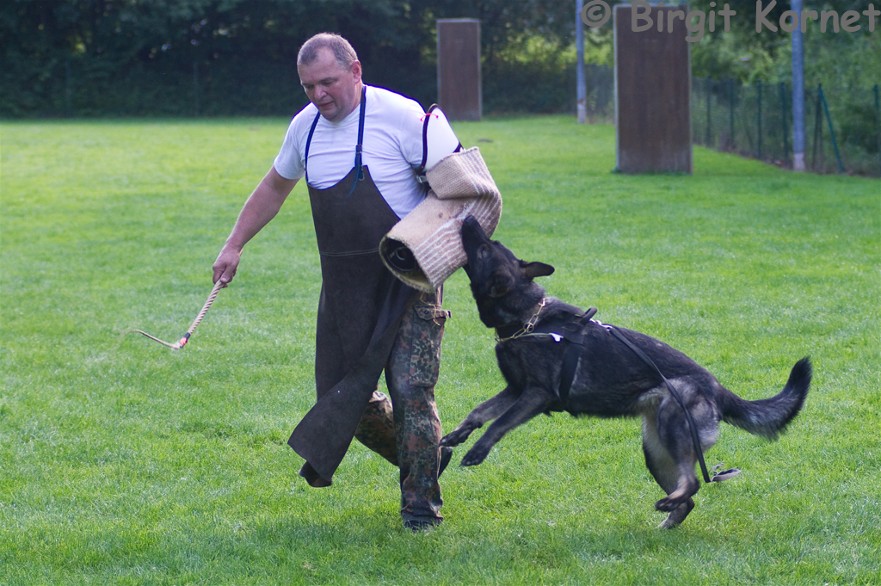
[354,290,448,526]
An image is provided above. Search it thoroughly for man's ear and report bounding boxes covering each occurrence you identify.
[522,261,555,279]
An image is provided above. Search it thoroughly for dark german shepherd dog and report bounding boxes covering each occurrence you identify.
[441,216,812,528]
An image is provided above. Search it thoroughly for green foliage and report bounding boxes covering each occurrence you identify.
[692,31,780,85]
[0,0,573,117]
[485,37,578,113]
[2,117,879,584]
[1,0,876,118]
[802,32,881,167]
[0,0,437,116]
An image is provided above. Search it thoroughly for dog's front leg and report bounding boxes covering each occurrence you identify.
[441,386,519,448]
[460,388,553,467]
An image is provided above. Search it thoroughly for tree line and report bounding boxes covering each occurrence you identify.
[1,0,876,118]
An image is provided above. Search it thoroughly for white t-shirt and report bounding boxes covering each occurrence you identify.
[274,85,427,219]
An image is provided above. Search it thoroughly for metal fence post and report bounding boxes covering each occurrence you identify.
[576,0,586,124]
[818,84,845,173]
[791,0,806,170]
[692,76,877,175]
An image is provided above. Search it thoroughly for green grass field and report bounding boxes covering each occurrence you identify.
[1,117,879,585]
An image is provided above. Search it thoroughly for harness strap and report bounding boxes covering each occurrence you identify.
[501,304,737,484]
[604,326,714,484]
[558,307,597,405]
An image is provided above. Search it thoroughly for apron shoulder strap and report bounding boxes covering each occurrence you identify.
[348,86,367,194]
[304,87,367,194]
[304,111,321,185]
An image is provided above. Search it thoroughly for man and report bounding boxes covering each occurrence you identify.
[212,33,451,530]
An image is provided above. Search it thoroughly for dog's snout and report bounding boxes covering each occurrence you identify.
[461,215,483,236]
[462,214,480,228]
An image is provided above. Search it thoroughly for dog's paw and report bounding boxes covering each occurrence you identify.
[439,434,459,447]
[440,426,474,447]
[460,444,491,467]
[655,496,686,512]
[658,499,695,529]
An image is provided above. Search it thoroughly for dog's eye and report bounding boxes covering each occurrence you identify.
[477,244,490,259]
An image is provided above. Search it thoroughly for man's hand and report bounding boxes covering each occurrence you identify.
[212,245,242,285]
[211,167,298,286]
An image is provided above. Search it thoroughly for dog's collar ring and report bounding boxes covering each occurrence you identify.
[497,298,548,342]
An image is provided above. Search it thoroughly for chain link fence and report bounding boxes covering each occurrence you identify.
[692,78,881,177]
[582,64,880,177]
[582,64,616,123]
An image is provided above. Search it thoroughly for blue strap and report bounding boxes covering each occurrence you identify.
[348,86,367,195]
[303,85,366,193]
[304,111,321,185]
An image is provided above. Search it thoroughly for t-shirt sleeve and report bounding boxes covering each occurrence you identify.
[397,99,428,170]
[273,108,314,181]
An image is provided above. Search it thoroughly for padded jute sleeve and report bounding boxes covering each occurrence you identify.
[380,146,503,292]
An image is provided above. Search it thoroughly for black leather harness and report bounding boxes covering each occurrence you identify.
[496,303,596,408]
[498,303,738,484]
[556,307,597,406]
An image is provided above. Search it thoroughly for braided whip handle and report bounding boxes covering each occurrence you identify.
[134,280,225,350]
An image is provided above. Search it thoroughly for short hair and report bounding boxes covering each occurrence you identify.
[298,33,358,69]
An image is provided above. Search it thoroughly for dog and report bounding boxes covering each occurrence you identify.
[441,216,812,528]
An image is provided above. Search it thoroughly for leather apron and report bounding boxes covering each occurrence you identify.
[288,88,418,482]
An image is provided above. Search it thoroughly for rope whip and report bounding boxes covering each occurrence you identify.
[132,280,225,350]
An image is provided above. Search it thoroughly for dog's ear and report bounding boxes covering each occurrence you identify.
[522,261,555,280]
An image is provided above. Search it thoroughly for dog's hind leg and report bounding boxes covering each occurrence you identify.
[460,388,553,467]
[642,397,714,528]
[649,392,722,527]
[441,386,520,448]
[642,413,694,528]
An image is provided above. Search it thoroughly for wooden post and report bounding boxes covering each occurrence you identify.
[614,4,692,173]
[437,19,482,121]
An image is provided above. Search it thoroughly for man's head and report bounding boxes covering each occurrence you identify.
[297,33,362,123]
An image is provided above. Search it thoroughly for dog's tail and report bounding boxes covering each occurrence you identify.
[718,357,812,439]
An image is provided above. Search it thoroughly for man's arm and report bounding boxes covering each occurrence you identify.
[212,166,299,284]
